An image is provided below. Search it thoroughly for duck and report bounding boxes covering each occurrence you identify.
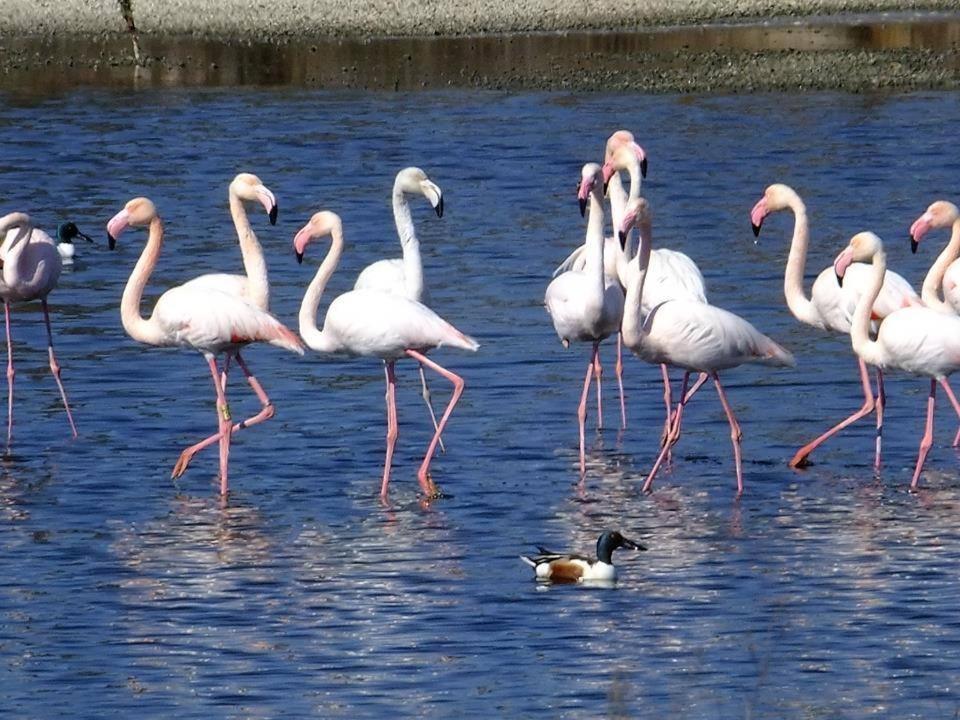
[520,530,646,583]
[55,222,94,263]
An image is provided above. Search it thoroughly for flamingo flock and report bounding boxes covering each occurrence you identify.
[5,132,960,501]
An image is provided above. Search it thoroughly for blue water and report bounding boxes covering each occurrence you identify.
[1,88,960,717]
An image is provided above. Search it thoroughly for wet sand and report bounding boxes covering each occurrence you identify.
[1,4,958,93]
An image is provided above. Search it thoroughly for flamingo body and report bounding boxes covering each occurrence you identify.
[544,272,623,345]
[1,227,61,301]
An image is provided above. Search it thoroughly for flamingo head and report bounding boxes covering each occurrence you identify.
[604,130,648,179]
[57,222,93,245]
[618,197,652,250]
[751,183,799,238]
[834,231,883,287]
[909,200,960,254]
[294,210,342,264]
[231,172,278,225]
[577,163,603,217]
[396,167,444,218]
[107,197,157,250]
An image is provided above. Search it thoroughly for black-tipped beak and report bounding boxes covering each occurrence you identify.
[108,234,117,251]
[835,270,844,287]
[269,205,278,226]
[296,250,304,264]
[435,196,444,219]
[640,157,648,178]
[619,230,628,250]
[579,197,587,217]
[752,222,762,238]
[623,538,647,552]
[911,236,919,254]
[602,180,609,196]
[77,230,94,244]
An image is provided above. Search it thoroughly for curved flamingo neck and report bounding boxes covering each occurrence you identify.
[0,213,35,285]
[230,191,269,310]
[121,217,168,347]
[851,247,887,367]
[584,188,606,301]
[621,217,653,352]
[921,216,960,312]
[607,173,627,239]
[393,181,424,302]
[779,192,820,327]
[298,226,345,353]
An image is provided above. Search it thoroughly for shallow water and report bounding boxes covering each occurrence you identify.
[1,89,960,717]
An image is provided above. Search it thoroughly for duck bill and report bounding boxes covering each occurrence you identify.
[622,537,648,552]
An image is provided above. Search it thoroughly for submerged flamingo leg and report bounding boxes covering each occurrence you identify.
[41,299,77,439]
[419,363,445,455]
[406,349,465,498]
[616,334,626,429]
[380,361,399,500]
[712,372,744,496]
[576,345,597,475]
[594,348,603,430]
[789,357,876,469]
[874,369,885,471]
[4,302,13,447]
[171,351,278,478]
[911,379,937,490]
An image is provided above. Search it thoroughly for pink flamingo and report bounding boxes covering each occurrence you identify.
[293,210,478,501]
[106,197,304,496]
[748,183,959,470]
[620,198,794,494]
[0,212,80,445]
[833,231,960,488]
[352,167,447,447]
[545,164,624,474]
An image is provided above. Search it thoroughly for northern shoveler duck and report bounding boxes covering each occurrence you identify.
[56,222,93,263]
[520,530,646,583]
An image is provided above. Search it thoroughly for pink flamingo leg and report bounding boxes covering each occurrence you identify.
[874,368,885,471]
[593,349,603,430]
[712,372,744,496]
[406,349,465,498]
[911,379,937,490]
[171,351,279,478]
[645,372,697,492]
[4,302,13,447]
[575,344,597,475]
[616,334,627,429]
[936,378,960,447]
[41,300,77,439]
[419,363,445,454]
[380,360,399,500]
[659,364,672,446]
[664,372,709,449]
[789,357,876,469]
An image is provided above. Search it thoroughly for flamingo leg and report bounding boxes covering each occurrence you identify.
[936,378,960,447]
[380,360,399,501]
[576,344,597,475]
[41,299,77,439]
[645,372,694,493]
[659,364,672,448]
[911,379,937,490]
[616,333,627,429]
[789,357,876,469]
[171,351,279,479]
[664,372,709,449]
[874,368,885,471]
[419,363,445,455]
[406,349,465,498]
[594,348,603,430]
[4,302,13,447]
[184,356,232,496]
[712,372,744,496]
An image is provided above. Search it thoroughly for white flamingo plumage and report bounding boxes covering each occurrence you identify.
[294,210,478,502]
[910,200,960,315]
[834,231,960,488]
[107,197,304,496]
[0,212,81,445]
[545,163,625,473]
[620,198,794,495]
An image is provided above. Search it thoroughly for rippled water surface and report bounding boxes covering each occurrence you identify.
[2,88,960,717]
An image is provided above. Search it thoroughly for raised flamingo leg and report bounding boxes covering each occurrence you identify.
[41,299,77,439]
[419,363,445,454]
[664,372,709,449]
[874,369,885,471]
[594,348,603,430]
[171,351,279,478]
[4,302,13,447]
[407,349,467,498]
[936,378,960,447]
[712,372,744,496]
[616,334,627,429]
[380,361,399,500]
[576,344,597,475]
[911,379,937,490]
[789,357,876,469]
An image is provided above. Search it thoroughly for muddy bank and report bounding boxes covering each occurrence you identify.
[1,12,958,94]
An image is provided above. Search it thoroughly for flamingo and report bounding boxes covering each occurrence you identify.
[833,231,960,489]
[55,222,94,263]
[553,131,650,429]
[0,212,82,445]
[619,198,795,495]
[353,167,446,445]
[749,183,960,470]
[545,164,625,474]
[294,209,478,501]
[106,197,304,496]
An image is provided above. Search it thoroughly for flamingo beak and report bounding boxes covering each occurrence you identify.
[911,236,919,254]
[293,224,312,264]
[750,198,767,238]
[296,250,304,264]
[106,209,130,251]
[435,195,444,219]
[619,231,628,249]
[909,215,931,254]
[833,247,854,287]
[256,186,278,225]
[630,142,648,179]
[601,162,615,195]
[579,197,588,217]
[108,234,116,250]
